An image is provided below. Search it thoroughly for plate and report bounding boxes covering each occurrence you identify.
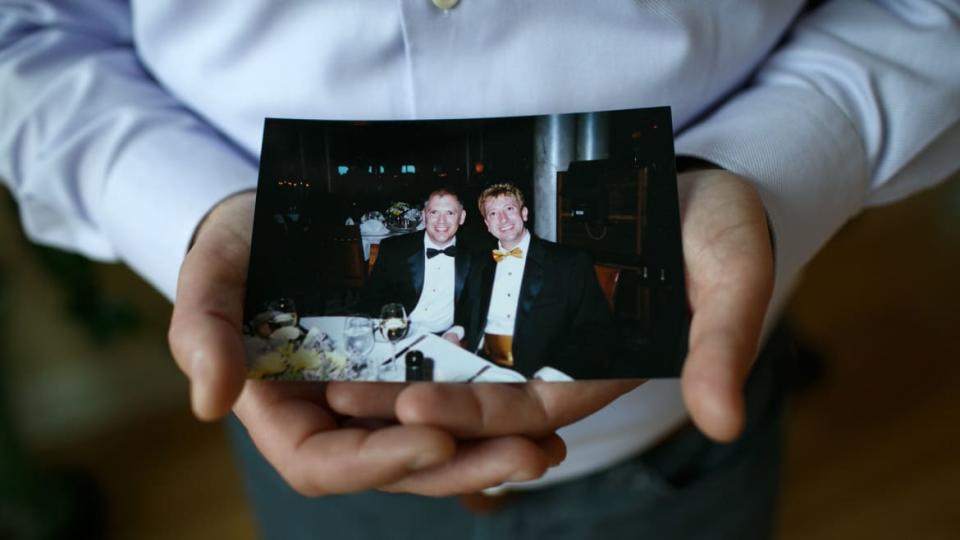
[269,326,302,341]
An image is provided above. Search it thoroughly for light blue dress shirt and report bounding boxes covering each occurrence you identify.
[1,0,957,487]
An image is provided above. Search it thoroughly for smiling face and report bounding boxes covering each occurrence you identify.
[482,194,529,249]
[423,193,466,246]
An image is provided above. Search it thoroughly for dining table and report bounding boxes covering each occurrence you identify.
[244,316,529,383]
[358,223,422,260]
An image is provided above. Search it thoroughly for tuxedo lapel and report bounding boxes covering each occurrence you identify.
[510,236,544,366]
[517,236,545,323]
[405,231,425,301]
[472,258,496,353]
[454,250,470,304]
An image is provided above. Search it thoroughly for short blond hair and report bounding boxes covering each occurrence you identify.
[478,183,525,215]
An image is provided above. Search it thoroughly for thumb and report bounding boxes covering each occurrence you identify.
[168,192,255,420]
[681,283,766,441]
[677,171,773,442]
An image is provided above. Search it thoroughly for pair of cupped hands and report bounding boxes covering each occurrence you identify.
[168,169,773,497]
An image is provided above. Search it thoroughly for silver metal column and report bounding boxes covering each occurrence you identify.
[576,112,609,161]
[532,114,575,241]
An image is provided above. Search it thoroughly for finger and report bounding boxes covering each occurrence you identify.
[169,194,255,420]
[394,380,640,438]
[681,282,767,441]
[341,418,400,430]
[234,380,456,496]
[678,173,773,441]
[325,381,406,419]
[380,433,566,496]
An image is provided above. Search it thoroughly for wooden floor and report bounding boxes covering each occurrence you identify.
[3,174,958,539]
[779,174,960,539]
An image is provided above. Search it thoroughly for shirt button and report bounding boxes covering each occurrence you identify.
[432,0,459,10]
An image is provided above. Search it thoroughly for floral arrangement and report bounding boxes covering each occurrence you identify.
[385,201,412,218]
[384,201,421,230]
[244,327,348,381]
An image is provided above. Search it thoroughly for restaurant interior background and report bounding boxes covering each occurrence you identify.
[0,165,958,538]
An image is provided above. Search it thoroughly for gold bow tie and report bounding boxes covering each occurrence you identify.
[492,247,523,262]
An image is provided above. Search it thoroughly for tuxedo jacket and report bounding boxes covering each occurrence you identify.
[358,230,474,319]
[459,234,616,379]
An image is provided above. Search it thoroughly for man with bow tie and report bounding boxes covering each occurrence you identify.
[459,183,615,378]
[359,187,475,343]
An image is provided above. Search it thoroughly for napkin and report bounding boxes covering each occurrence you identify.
[472,365,528,383]
[531,366,575,382]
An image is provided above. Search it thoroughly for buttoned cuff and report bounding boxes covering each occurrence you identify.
[100,125,258,301]
[675,84,869,312]
[444,325,465,341]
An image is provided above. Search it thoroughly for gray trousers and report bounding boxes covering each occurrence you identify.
[229,325,791,540]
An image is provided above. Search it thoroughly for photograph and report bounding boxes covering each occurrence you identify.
[3,3,958,537]
[242,107,688,382]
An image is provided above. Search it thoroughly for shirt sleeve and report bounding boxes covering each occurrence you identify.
[675,0,960,305]
[0,1,258,301]
[444,325,465,341]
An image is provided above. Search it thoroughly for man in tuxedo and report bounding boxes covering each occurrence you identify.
[359,188,474,342]
[459,183,615,379]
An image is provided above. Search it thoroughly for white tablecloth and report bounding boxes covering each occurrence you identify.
[300,316,526,382]
[360,226,421,260]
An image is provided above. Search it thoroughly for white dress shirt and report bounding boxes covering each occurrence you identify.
[408,236,457,334]
[484,231,531,336]
[1,0,957,488]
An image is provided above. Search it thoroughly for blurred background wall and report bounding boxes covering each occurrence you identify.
[0,172,958,539]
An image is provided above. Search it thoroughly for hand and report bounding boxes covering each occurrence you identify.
[333,169,772,444]
[167,192,564,496]
[441,332,462,346]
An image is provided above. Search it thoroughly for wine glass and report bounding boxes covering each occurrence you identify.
[379,303,409,376]
[343,316,376,380]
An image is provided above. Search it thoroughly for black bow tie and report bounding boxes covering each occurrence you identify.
[426,245,457,259]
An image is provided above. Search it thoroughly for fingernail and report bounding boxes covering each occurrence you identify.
[508,468,540,483]
[190,351,208,416]
[411,450,447,471]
